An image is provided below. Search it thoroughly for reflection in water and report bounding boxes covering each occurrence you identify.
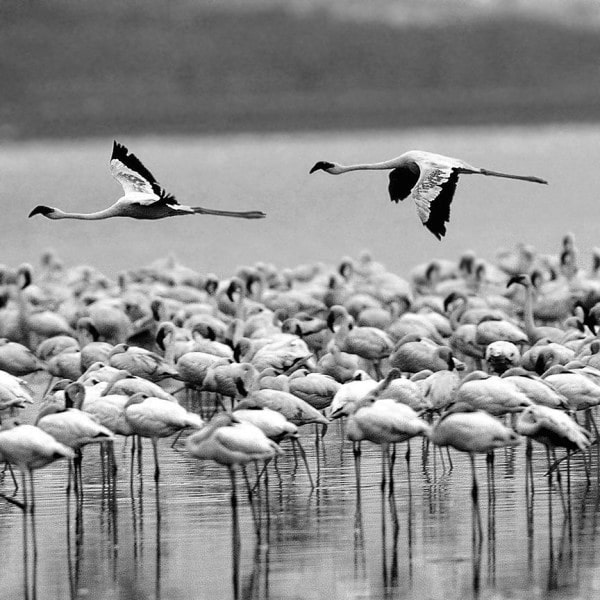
[128,474,162,600]
[2,416,600,599]
[230,467,241,600]
[3,471,41,600]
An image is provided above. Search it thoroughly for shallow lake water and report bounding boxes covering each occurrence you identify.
[1,381,600,600]
[1,123,600,599]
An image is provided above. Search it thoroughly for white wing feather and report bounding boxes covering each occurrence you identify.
[400,151,476,224]
[410,163,456,225]
[110,158,158,197]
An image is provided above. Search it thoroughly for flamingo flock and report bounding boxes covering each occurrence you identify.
[2,232,600,593]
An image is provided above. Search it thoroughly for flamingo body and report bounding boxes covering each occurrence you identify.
[186,413,282,466]
[0,424,75,471]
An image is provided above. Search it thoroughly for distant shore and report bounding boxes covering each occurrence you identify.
[2,4,599,140]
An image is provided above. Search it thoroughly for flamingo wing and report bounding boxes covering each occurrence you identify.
[388,162,421,203]
[409,162,460,240]
[110,141,182,208]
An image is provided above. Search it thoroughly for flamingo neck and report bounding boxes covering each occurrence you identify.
[333,159,401,174]
[49,207,121,220]
[521,284,538,343]
[448,297,467,330]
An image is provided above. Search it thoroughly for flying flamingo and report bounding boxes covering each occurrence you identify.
[310,151,546,239]
[29,141,266,221]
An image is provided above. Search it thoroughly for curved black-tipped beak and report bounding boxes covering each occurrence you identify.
[506,274,527,288]
[28,205,55,218]
[226,280,239,303]
[309,161,334,174]
[443,292,458,312]
[326,311,336,332]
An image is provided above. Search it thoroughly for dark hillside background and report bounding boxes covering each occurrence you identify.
[2,1,600,139]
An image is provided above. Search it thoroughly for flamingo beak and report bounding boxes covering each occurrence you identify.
[309,161,335,174]
[28,205,55,218]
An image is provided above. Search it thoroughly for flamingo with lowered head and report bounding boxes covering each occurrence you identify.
[0,421,75,512]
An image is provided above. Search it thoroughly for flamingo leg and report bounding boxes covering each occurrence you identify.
[293,438,315,489]
[314,424,321,484]
[22,471,29,600]
[28,470,38,577]
[438,446,445,471]
[0,491,25,509]
[486,451,495,502]
[380,445,387,495]
[137,435,143,479]
[251,460,270,493]
[446,447,453,472]
[390,443,397,493]
[151,438,160,483]
[74,449,83,507]
[386,445,399,529]
[551,449,568,515]
[228,466,241,600]
[170,429,185,449]
[469,453,483,538]
[129,435,136,496]
[7,463,18,493]
[525,438,535,499]
[353,441,362,500]
[241,465,260,532]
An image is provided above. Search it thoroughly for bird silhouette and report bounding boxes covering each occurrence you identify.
[29,141,266,221]
[310,150,546,239]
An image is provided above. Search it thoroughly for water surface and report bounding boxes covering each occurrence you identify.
[0,391,598,600]
[2,123,598,278]
[1,124,600,599]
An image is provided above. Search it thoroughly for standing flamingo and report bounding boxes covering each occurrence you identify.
[310,151,546,239]
[429,405,521,534]
[186,412,283,596]
[124,393,203,482]
[35,382,115,501]
[0,422,74,512]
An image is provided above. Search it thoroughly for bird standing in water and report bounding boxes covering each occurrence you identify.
[29,141,266,221]
[310,150,547,239]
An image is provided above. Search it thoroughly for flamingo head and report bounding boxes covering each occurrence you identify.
[309,161,338,174]
[506,273,530,288]
[29,205,57,218]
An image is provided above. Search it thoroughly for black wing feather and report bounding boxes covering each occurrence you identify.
[423,169,459,240]
[112,141,179,205]
[388,162,421,203]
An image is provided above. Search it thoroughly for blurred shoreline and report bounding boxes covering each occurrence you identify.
[2,3,599,141]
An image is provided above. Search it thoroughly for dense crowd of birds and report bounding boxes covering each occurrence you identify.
[1,235,600,530]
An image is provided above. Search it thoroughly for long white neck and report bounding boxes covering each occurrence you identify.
[48,206,121,220]
[521,283,539,343]
[331,159,402,174]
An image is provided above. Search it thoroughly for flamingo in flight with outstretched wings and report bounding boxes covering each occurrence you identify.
[310,150,547,240]
[29,141,266,221]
